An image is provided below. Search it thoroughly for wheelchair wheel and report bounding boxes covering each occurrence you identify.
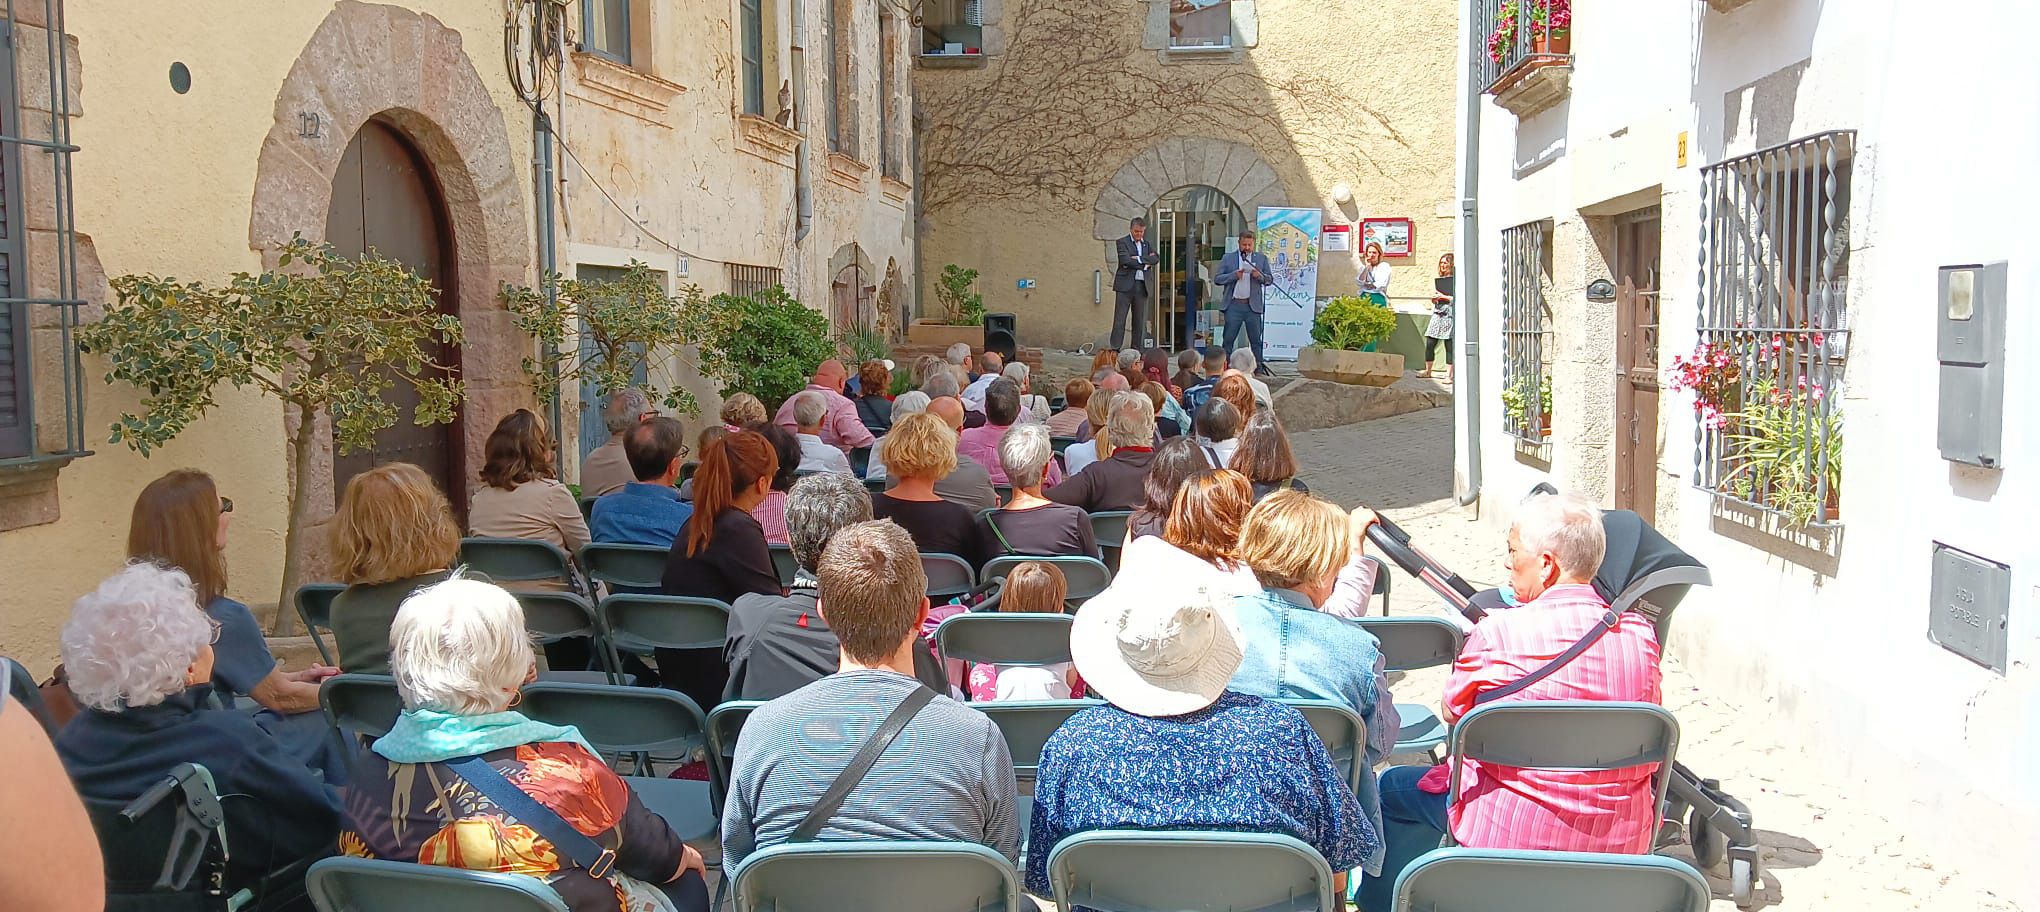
[1688,807,1725,868]
[1731,857,1756,909]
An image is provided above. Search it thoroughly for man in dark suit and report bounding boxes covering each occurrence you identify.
[1112,217,1160,349]
[1216,228,1275,370]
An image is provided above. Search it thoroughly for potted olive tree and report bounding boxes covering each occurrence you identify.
[1299,295,1404,386]
[907,264,986,349]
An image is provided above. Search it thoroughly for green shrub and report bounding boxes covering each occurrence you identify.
[839,326,890,366]
[689,285,835,409]
[935,264,984,326]
[1310,295,1399,352]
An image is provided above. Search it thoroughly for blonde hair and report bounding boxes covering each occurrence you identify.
[720,392,768,428]
[1164,469,1252,567]
[1106,391,1158,450]
[1238,490,1348,591]
[1086,390,1120,459]
[998,561,1067,614]
[388,574,535,715]
[332,463,461,585]
[879,411,959,480]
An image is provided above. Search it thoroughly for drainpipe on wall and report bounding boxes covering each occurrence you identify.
[533,2,565,464]
[792,0,813,244]
[1455,0,1483,507]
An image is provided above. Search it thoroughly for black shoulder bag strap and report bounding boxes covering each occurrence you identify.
[1472,609,1621,706]
[446,755,622,878]
[789,685,937,842]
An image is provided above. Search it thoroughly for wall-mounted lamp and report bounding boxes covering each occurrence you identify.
[1585,279,1617,302]
[1330,182,1353,204]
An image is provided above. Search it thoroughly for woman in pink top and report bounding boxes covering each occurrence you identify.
[747,424,801,546]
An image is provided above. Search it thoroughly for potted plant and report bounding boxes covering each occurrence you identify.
[1488,0,1569,89]
[1500,374,1553,439]
[1531,0,1571,55]
[908,264,987,349]
[1668,339,1744,432]
[1722,378,1842,527]
[1298,295,1404,387]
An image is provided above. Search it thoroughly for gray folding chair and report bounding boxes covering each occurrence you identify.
[1048,830,1337,912]
[512,591,624,685]
[1282,699,1367,795]
[769,544,798,588]
[920,552,978,599]
[864,476,887,495]
[731,842,1022,912]
[1446,701,1682,848]
[1393,847,1710,912]
[577,495,599,525]
[319,674,403,740]
[706,700,764,806]
[935,612,1074,670]
[977,698,1101,857]
[306,856,569,912]
[1354,615,1464,759]
[516,682,717,847]
[598,594,731,671]
[459,537,579,593]
[295,583,346,666]
[1090,510,1132,574]
[1362,555,1391,614]
[578,542,667,591]
[980,555,1112,608]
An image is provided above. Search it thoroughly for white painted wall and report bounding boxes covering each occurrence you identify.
[1460,0,2040,902]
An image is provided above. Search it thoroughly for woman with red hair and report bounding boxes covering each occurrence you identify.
[660,430,781,706]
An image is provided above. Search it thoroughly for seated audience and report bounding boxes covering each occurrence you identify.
[1230,492,1399,879]
[962,351,1005,413]
[1141,348,1182,401]
[920,368,962,401]
[873,412,982,559]
[664,431,783,709]
[1047,392,1160,513]
[1088,348,1119,381]
[1226,348,1275,407]
[676,425,727,502]
[1171,349,1203,395]
[0,655,102,912]
[1003,361,1051,422]
[129,470,342,778]
[1144,380,1189,438]
[1194,397,1244,468]
[977,424,1100,565]
[331,463,460,674]
[581,388,656,497]
[725,474,949,701]
[958,379,1064,488]
[341,576,708,912]
[1233,410,1310,500]
[1060,390,1120,474]
[1027,577,1376,898]
[469,409,590,556]
[947,341,975,377]
[862,391,930,483]
[967,562,1080,701]
[1214,372,1259,421]
[59,564,340,899]
[774,359,876,452]
[721,392,769,432]
[748,424,802,546]
[911,354,944,389]
[721,521,1020,869]
[1115,468,1260,598]
[854,360,894,436]
[889,396,999,515]
[589,416,694,548]
[1371,493,1663,905]
[791,391,855,475]
[1182,349,1227,413]
[1046,377,1093,439]
[1127,437,1209,541]
[1116,347,1146,391]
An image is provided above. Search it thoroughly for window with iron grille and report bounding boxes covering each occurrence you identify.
[581,0,632,65]
[728,263,783,299]
[1688,131,1853,528]
[1499,220,1552,444]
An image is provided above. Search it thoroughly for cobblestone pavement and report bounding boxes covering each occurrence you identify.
[1294,408,2023,911]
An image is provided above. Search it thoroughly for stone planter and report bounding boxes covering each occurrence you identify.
[906,320,980,351]
[1705,0,1761,11]
[1297,346,1405,388]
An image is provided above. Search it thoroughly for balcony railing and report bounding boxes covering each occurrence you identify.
[1473,0,1572,94]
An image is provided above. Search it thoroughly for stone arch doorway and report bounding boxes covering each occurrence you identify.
[1148,185,1247,350]
[325,118,464,506]
[1089,136,1287,241]
[829,243,876,332]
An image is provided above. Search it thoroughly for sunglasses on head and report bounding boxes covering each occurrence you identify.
[219,497,234,514]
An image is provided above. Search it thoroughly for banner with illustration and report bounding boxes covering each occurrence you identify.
[1256,206,1322,360]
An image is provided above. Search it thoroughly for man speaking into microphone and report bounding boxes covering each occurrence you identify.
[1111,216,1160,350]
[1216,228,1274,370]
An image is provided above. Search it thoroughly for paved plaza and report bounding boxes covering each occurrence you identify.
[1293,408,2021,911]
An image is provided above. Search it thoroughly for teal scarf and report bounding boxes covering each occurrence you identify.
[372,707,598,763]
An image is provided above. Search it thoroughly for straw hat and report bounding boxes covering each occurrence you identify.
[1069,579,1243,718]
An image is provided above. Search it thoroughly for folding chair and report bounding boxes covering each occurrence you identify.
[1354,615,1464,759]
[1281,699,1367,795]
[1393,847,1710,912]
[516,682,718,847]
[305,856,569,912]
[1050,436,1078,455]
[513,591,625,685]
[980,555,1111,609]
[578,542,668,591]
[295,583,346,666]
[864,476,888,495]
[577,495,599,525]
[1446,700,1682,850]
[731,842,1022,912]
[1048,830,1337,912]
[319,674,404,740]
[1362,555,1391,614]
[1089,510,1132,574]
[769,544,798,588]
[993,484,1013,503]
[86,762,309,912]
[921,552,977,599]
[598,594,731,671]
[706,700,763,806]
[459,537,579,593]
[935,612,1074,669]
[977,699,1100,858]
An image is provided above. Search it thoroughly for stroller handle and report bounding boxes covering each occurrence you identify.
[1365,515,1486,622]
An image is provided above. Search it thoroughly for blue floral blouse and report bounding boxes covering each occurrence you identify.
[1025,691,1378,896]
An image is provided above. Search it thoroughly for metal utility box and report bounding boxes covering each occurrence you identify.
[1936,263,2007,467]
[1927,543,2010,674]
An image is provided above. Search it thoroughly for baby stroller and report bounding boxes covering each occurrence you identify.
[1364,493,1764,909]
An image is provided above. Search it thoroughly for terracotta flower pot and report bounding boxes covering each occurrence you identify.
[1532,28,1570,56]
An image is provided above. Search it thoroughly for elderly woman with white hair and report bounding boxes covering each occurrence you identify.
[1047,391,1161,513]
[1001,361,1051,422]
[340,575,709,912]
[975,423,1100,566]
[55,563,340,899]
[860,390,930,483]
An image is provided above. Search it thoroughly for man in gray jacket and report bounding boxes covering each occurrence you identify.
[1216,229,1275,372]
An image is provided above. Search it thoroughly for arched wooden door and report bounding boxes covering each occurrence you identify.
[325,120,464,508]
